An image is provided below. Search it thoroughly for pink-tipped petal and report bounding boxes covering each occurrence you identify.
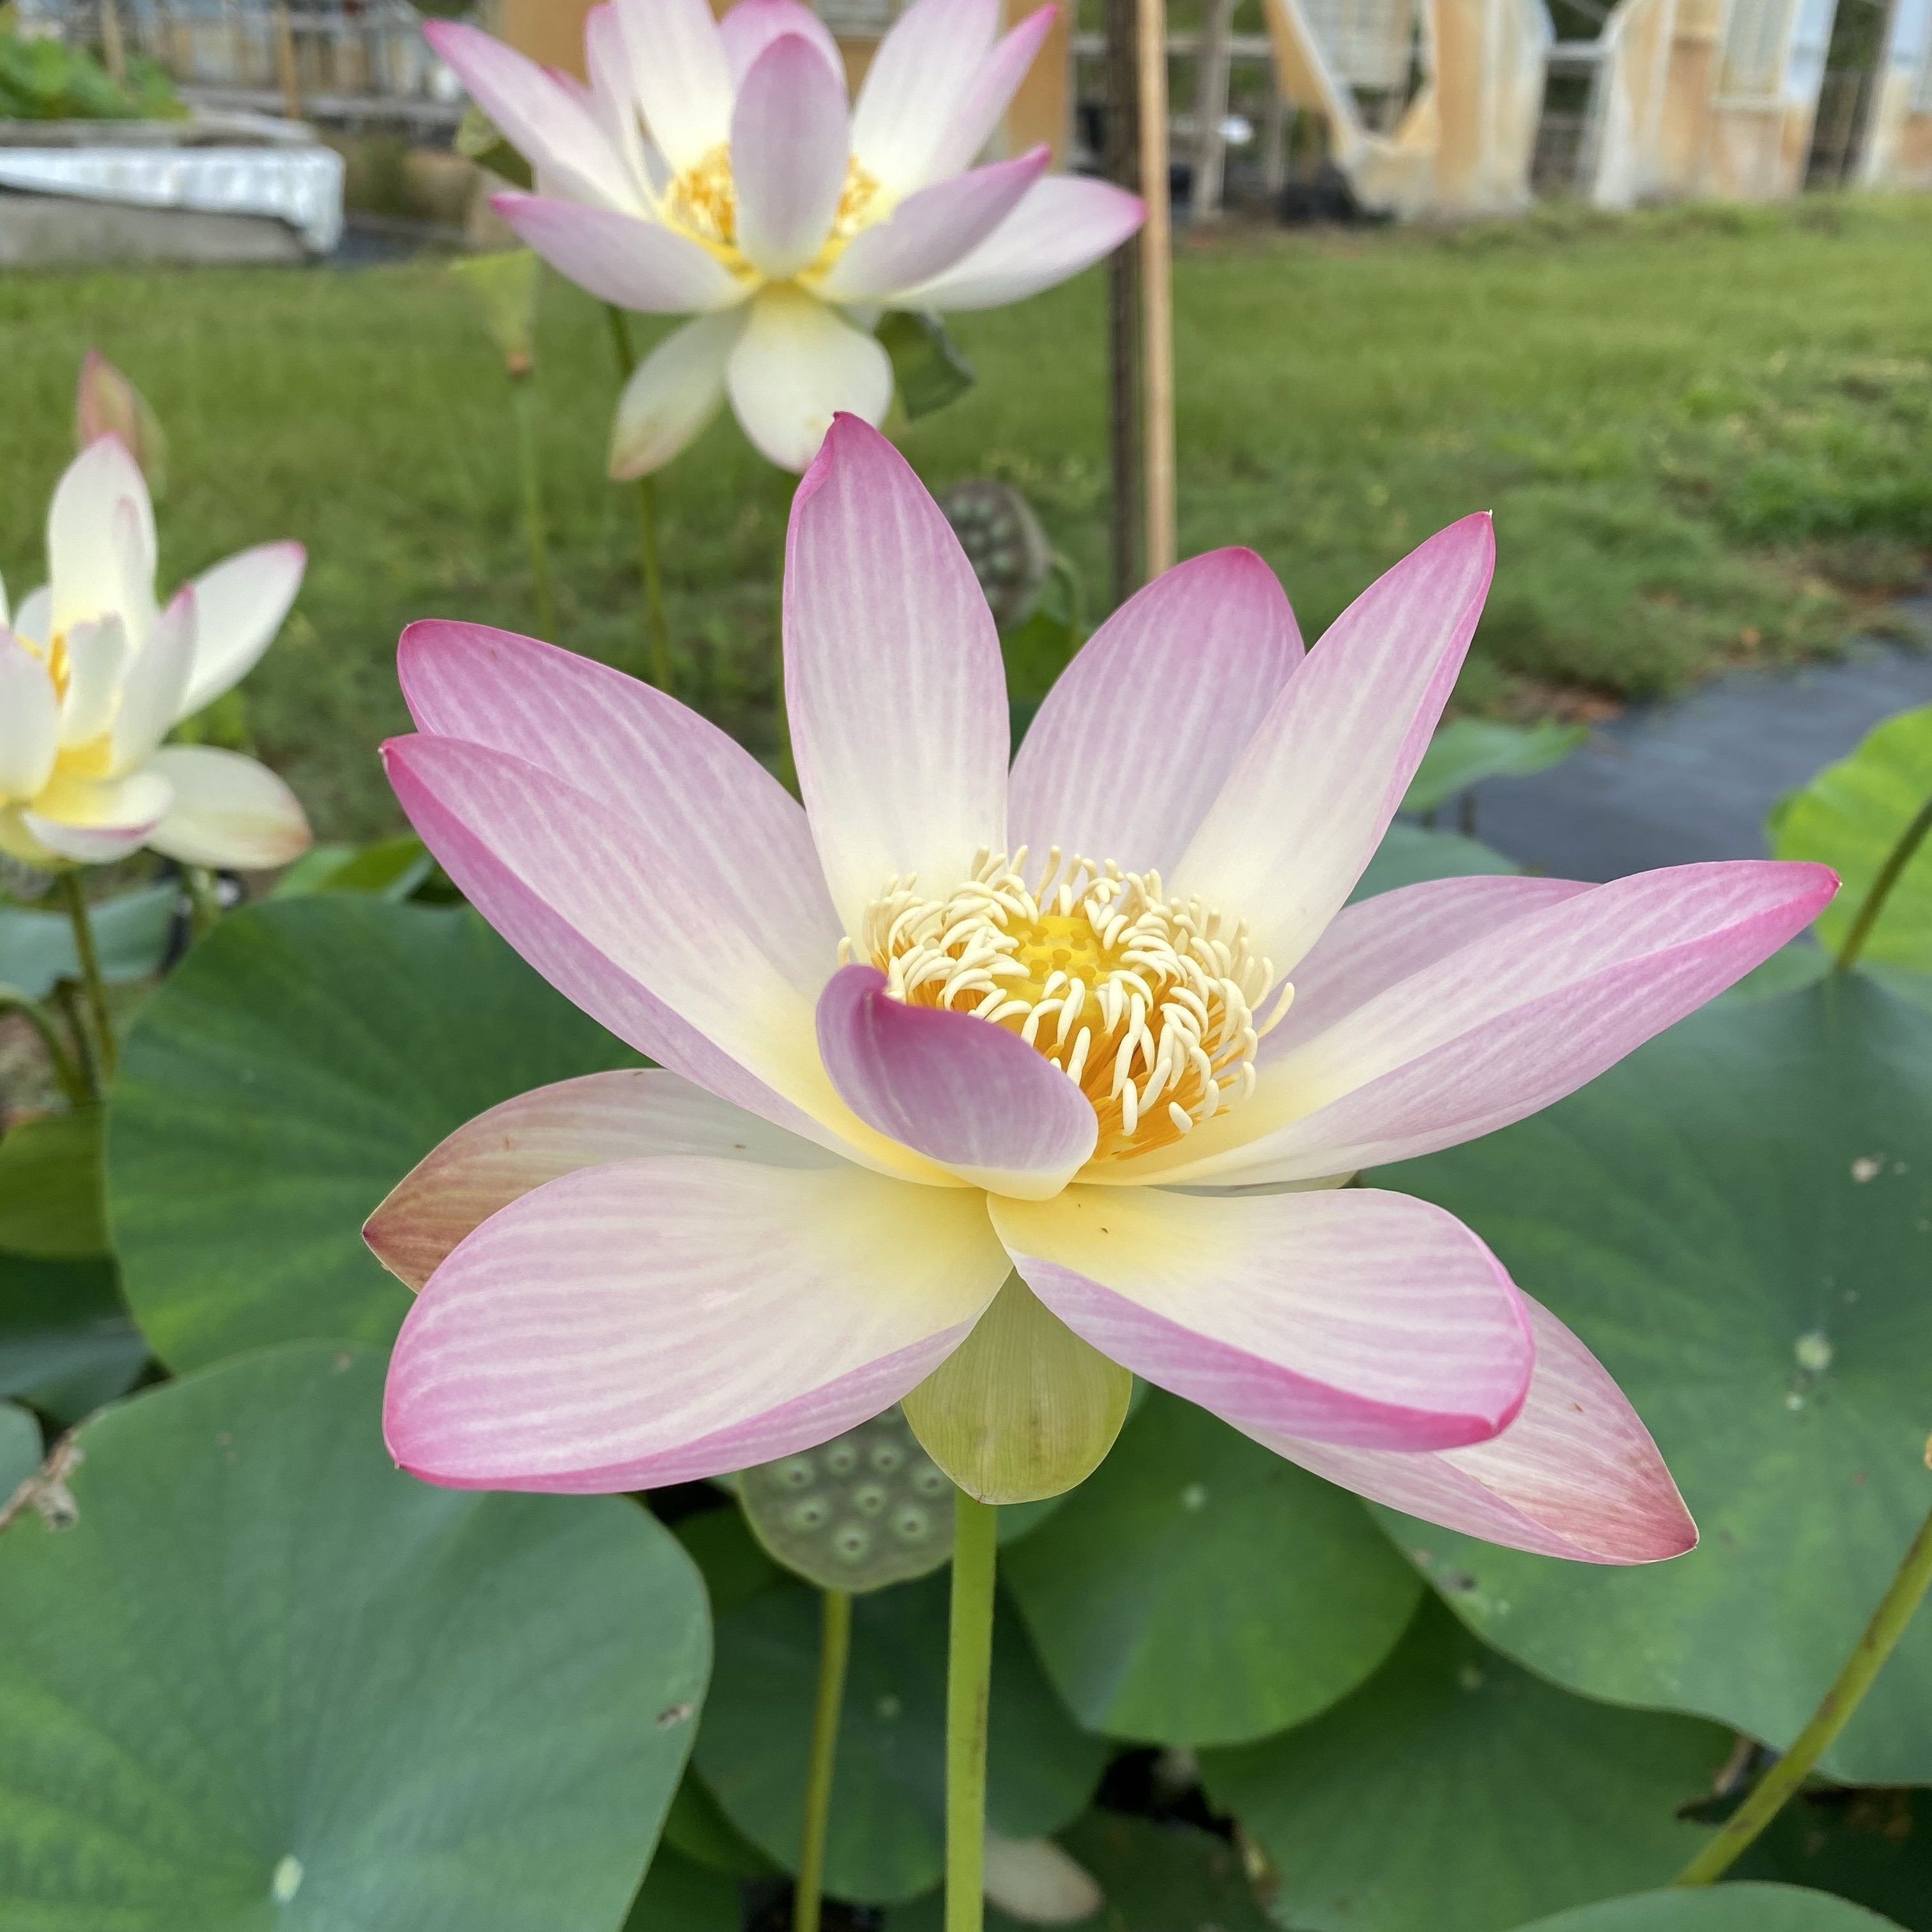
[926,4,1059,179]
[613,0,733,170]
[850,0,1001,190]
[142,746,310,870]
[897,175,1144,310]
[366,1066,839,1292]
[493,192,743,312]
[1144,859,1839,1188]
[47,436,154,638]
[385,1154,1009,1491]
[111,585,195,772]
[785,415,1009,937]
[1255,1295,1697,1563]
[816,964,1098,1199]
[608,309,743,478]
[0,632,59,802]
[731,33,852,280]
[719,0,844,83]
[424,19,644,212]
[1009,548,1302,879]
[1262,873,1596,1062]
[816,148,1050,304]
[726,288,893,470]
[991,1184,1533,1451]
[383,734,932,1181]
[178,541,305,719]
[397,620,839,1000]
[1175,515,1494,981]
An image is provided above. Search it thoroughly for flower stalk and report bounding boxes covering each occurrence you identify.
[56,873,115,1085]
[1832,790,1932,973]
[946,1494,998,1932]
[604,306,673,693]
[509,372,556,641]
[1676,1486,1932,1884]
[795,1588,852,1932]
[0,989,91,1108]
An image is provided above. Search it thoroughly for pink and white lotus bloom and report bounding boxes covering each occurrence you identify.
[426,0,1142,473]
[369,416,1835,1563]
[0,437,309,871]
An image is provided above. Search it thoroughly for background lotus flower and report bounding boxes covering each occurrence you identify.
[427,0,1144,474]
[0,437,310,871]
[369,415,1835,1563]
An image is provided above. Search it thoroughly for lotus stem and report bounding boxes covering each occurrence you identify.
[55,873,115,1085]
[509,372,556,641]
[795,1588,852,1932]
[1832,790,1932,973]
[602,305,675,692]
[946,1493,998,1932]
[184,865,224,940]
[1675,1488,1932,1885]
[0,990,91,1110]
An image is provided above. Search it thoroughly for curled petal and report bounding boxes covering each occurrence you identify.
[612,0,733,171]
[816,964,1098,1199]
[718,0,844,84]
[384,1153,1010,1491]
[111,585,195,773]
[732,33,850,280]
[608,309,744,479]
[898,175,1144,310]
[178,542,305,720]
[25,767,173,864]
[926,4,1059,180]
[726,286,893,470]
[142,745,310,870]
[48,436,155,639]
[850,0,1000,190]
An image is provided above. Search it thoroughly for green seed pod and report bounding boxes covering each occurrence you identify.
[737,1406,956,1593]
[938,479,1052,631]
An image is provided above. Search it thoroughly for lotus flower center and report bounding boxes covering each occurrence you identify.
[664,144,882,274]
[848,848,1292,1160]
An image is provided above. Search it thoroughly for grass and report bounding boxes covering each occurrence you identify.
[1,194,1929,841]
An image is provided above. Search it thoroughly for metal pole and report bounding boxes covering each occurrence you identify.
[1190,0,1236,220]
[1104,0,1145,604]
[1136,0,1176,578]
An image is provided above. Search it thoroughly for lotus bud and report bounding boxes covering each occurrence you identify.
[75,350,167,498]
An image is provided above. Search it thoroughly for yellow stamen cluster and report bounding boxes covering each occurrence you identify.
[661,145,884,279]
[847,850,1292,1160]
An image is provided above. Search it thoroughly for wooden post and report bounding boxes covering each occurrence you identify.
[1135,0,1176,578]
[100,0,127,84]
[1262,72,1294,195]
[1190,0,1236,219]
[273,3,303,121]
[1104,0,1144,604]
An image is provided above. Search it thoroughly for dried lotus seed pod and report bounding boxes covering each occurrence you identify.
[737,1406,955,1593]
[937,478,1052,631]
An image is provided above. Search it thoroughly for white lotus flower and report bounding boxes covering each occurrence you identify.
[428,0,1144,473]
[0,437,310,872]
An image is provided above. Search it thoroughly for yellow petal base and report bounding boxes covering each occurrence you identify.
[903,1272,1131,1505]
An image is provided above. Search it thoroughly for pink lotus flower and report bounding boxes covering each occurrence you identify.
[0,437,309,872]
[427,0,1142,473]
[369,417,1834,1564]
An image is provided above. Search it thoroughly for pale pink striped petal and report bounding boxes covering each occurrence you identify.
[383,733,933,1181]
[1174,516,1494,981]
[111,585,195,772]
[816,965,1097,1199]
[385,1154,1009,1491]
[366,1067,838,1292]
[0,632,59,802]
[48,436,153,638]
[726,289,893,470]
[1262,873,1595,1062]
[493,192,743,312]
[991,1184,1533,1450]
[613,0,733,169]
[1139,859,1838,1189]
[1254,1296,1696,1563]
[1009,548,1303,879]
[582,6,651,195]
[142,746,310,870]
[785,414,1008,938]
[816,148,1050,304]
[424,19,643,212]
[732,33,851,280]
[719,0,844,88]
[926,4,1058,179]
[178,541,305,719]
[897,176,1144,310]
[397,620,839,999]
[850,0,1000,190]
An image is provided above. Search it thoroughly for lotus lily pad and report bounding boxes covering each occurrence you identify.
[623,1846,739,1931]
[0,1252,145,1423]
[0,1344,708,1931]
[105,896,638,1372]
[1351,823,1516,899]
[1376,973,1932,1783]
[1729,1786,1932,1929]
[1510,1884,1905,1930]
[0,1107,106,1257]
[0,1400,38,1501]
[0,882,176,1000]
[695,1572,1107,1904]
[1003,1389,1421,1745]
[1773,703,1932,971]
[1404,718,1587,815]
[1201,1598,1731,1932]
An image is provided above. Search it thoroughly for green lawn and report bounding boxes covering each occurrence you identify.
[2,194,1929,842]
